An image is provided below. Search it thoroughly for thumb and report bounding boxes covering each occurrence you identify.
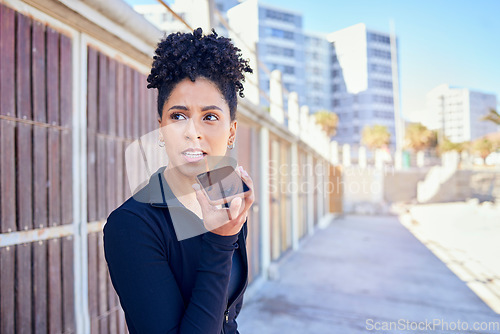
[228,196,242,221]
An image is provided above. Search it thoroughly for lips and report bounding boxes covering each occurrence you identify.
[182,148,207,156]
[181,148,207,162]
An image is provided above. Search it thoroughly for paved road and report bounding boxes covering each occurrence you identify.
[237,215,500,334]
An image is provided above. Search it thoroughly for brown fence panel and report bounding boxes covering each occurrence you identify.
[0,5,76,333]
[329,165,343,213]
[86,45,157,334]
[236,123,261,283]
[0,4,16,333]
[15,12,33,334]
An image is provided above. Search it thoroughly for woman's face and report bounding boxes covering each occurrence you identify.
[158,77,237,179]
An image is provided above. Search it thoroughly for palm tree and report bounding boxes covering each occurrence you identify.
[472,138,494,160]
[437,137,469,155]
[314,109,339,137]
[404,123,437,152]
[480,108,500,125]
[361,124,390,150]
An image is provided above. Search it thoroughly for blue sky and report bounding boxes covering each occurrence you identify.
[125,0,500,123]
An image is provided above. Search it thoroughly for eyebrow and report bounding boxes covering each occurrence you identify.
[167,105,223,112]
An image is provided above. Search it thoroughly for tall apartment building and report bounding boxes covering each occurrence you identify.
[304,31,332,114]
[327,23,397,148]
[426,84,498,143]
[133,0,238,36]
[227,0,305,111]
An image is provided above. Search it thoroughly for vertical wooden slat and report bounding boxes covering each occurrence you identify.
[32,18,48,334]
[108,59,117,137]
[0,247,15,333]
[106,59,118,334]
[46,26,63,334]
[0,4,16,333]
[0,0,17,234]
[96,52,109,333]
[60,34,73,219]
[60,33,75,333]
[97,231,108,334]
[115,63,125,207]
[87,233,98,334]
[87,47,98,222]
[33,240,48,334]
[0,3,15,117]
[96,53,108,219]
[62,237,75,332]
[98,53,109,135]
[125,66,132,139]
[132,70,140,139]
[15,12,33,334]
[116,62,125,138]
[107,59,117,212]
[123,66,132,199]
[48,239,62,334]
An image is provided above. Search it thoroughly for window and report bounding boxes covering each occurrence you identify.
[369,48,391,59]
[332,84,339,92]
[265,9,296,24]
[372,80,393,89]
[332,69,340,77]
[369,33,390,44]
[283,48,294,57]
[332,99,340,107]
[373,95,394,104]
[370,63,392,74]
[270,28,294,40]
[284,66,294,74]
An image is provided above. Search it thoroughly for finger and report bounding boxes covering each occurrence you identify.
[228,196,242,221]
[192,183,212,213]
[239,170,255,205]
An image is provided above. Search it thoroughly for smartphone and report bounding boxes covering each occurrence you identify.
[196,165,251,207]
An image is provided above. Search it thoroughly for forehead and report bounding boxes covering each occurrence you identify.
[167,77,226,106]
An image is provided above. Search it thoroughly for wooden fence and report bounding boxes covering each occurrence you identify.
[0,1,341,333]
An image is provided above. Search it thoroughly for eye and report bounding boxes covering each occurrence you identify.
[170,112,186,120]
[204,113,219,121]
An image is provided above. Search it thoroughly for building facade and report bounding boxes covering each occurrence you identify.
[133,0,239,36]
[426,84,498,143]
[304,31,332,114]
[227,0,306,111]
[327,23,397,148]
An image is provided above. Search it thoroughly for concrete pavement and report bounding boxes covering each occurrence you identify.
[237,215,500,334]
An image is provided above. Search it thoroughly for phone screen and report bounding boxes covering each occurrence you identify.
[196,166,250,202]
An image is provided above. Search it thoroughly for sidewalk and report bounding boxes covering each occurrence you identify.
[237,215,500,334]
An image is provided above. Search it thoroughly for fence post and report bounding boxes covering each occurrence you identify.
[269,70,284,124]
[259,126,271,279]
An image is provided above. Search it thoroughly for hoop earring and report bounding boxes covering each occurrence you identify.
[227,142,234,149]
[158,138,165,147]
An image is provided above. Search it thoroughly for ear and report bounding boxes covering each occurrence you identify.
[229,120,237,142]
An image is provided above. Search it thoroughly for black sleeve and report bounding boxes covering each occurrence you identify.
[103,209,238,334]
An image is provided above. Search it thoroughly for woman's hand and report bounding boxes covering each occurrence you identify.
[192,166,254,236]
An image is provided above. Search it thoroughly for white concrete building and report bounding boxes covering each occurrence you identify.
[426,84,498,143]
[227,0,306,112]
[304,31,332,114]
[327,23,397,148]
[133,0,238,36]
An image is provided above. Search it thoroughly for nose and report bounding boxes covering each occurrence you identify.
[184,117,201,140]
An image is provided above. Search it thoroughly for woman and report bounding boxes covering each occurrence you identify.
[104,28,254,334]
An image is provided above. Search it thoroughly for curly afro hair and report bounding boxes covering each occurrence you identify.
[147,27,253,121]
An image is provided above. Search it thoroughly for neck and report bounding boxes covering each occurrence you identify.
[163,165,197,199]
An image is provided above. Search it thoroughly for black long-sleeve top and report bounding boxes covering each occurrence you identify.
[103,166,248,334]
